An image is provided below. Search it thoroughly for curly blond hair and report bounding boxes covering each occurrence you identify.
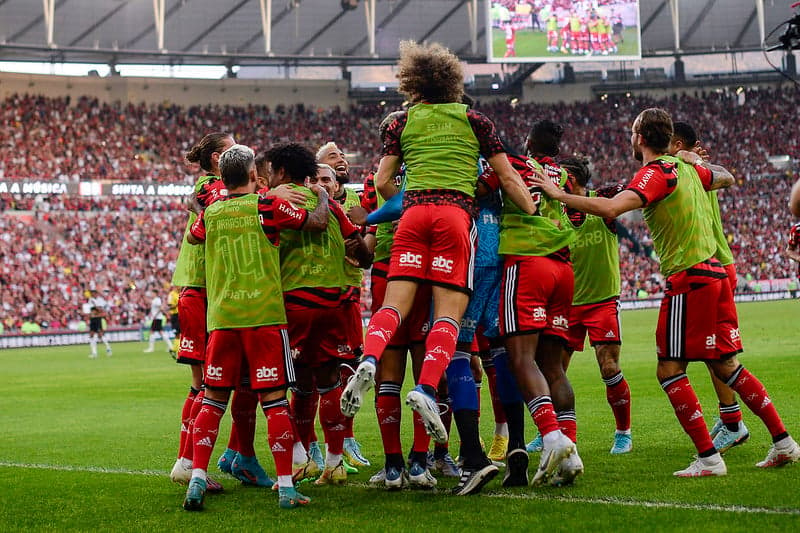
[396,40,464,104]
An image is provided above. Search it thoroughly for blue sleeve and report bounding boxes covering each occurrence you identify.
[366,189,403,224]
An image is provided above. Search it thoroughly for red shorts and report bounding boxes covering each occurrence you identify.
[176,287,207,366]
[204,325,292,392]
[287,305,353,368]
[656,277,741,361]
[389,205,476,294]
[725,263,737,293]
[500,255,573,341]
[372,259,432,347]
[341,297,364,360]
[567,298,621,352]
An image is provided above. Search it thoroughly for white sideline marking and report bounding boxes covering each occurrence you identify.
[1,461,799,516]
[485,492,800,516]
[0,461,164,477]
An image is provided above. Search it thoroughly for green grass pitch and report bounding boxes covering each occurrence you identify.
[491,27,640,60]
[2,299,799,531]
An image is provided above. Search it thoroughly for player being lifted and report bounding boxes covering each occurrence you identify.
[183,144,330,510]
[531,108,800,476]
[341,41,535,489]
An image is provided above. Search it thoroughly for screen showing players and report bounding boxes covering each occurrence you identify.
[487,1,642,63]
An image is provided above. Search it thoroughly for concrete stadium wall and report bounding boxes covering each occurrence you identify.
[0,72,350,108]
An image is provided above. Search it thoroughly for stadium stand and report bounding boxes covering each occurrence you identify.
[0,87,797,332]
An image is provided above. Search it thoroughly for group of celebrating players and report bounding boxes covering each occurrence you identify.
[167,40,799,512]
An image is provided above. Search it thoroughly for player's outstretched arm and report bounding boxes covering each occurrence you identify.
[375,155,402,201]
[486,152,536,215]
[530,170,642,219]
[676,150,734,190]
[302,185,330,232]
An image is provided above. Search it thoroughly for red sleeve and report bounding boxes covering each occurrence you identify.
[259,197,308,232]
[381,114,407,157]
[790,223,800,247]
[478,167,501,193]
[189,211,206,242]
[197,179,227,208]
[625,160,677,207]
[694,164,713,191]
[466,110,505,158]
[329,201,359,239]
[361,172,378,212]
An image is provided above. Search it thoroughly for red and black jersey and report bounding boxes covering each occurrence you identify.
[189,193,307,246]
[197,177,227,209]
[789,222,800,248]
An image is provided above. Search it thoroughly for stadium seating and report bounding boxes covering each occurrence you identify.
[0,88,797,331]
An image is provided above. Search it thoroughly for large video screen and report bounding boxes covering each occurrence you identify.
[487,1,642,63]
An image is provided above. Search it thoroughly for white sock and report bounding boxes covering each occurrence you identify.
[495,422,508,438]
[162,333,172,350]
[102,338,111,350]
[277,475,293,488]
[191,468,207,481]
[292,441,307,464]
[148,335,156,351]
[89,337,98,355]
[326,451,342,468]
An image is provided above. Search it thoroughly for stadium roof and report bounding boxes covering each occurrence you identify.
[0,1,795,67]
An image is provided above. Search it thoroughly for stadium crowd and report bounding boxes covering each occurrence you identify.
[0,87,798,333]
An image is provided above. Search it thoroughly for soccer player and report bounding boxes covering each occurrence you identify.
[531,108,800,476]
[167,287,180,356]
[143,290,172,354]
[86,289,112,358]
[183,144,329,510]
[348,120,448,490]
[266,147,372,487]
[669,122,749,454]
[546,14,560,52]
[341,40,535,492]
[315,141,372,469]
[453,157,509,474]
[503,21,517,58]
[560,156,631,454]
[169,132,232,492]
[496,121,580,488]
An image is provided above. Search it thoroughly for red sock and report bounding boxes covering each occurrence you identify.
[290,390,317,450]
[191,398,227,472]
[230,388,259,456]
[661,374,714,454]
[319,385,346,455]
[363,306,402,362]
[418,318,459,389]
[180,388,205,460]
[557,411,577,443]
[728,367,787,438]
[412,411,432,453]
[178,387,199,458]
[262,399,295,477]
[527,396,560,436]
[376,382,403,455]
[484,363,507,425]
[604,372,631,431]
[719,402,743,428]
[309,389,320,443]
